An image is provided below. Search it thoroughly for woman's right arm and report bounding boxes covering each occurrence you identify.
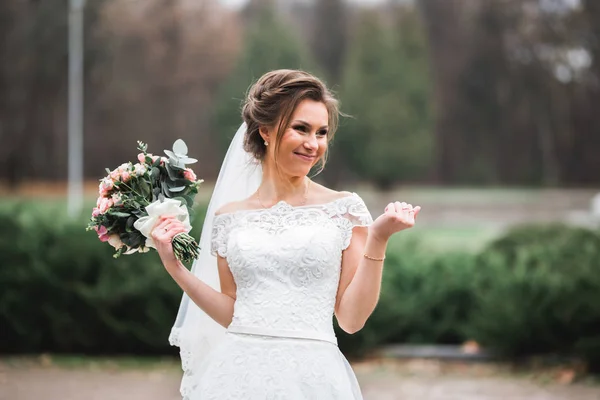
[152,216,237,328]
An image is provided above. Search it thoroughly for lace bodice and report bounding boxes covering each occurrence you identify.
[211,192,373,343]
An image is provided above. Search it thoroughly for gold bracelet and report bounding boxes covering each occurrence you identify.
[363,253,385,262]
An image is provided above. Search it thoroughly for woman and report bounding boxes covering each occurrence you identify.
[152,69,420,399]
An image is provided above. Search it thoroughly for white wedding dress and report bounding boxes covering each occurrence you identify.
[181,192,372,399]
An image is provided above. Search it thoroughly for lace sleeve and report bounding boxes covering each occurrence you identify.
[329,193,373,250]
[210,213,233,257]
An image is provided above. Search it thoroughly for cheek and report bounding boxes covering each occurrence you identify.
[318,139,328,155]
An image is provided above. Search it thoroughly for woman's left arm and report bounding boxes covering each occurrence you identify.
[334,201,420,334]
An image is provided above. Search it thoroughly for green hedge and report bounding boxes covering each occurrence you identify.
[1,204,600,371]
[0,202,205,355]
[466,224,600,371]
[336,241,476,356]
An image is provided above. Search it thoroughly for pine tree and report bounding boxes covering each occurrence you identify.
[338,7,433,189]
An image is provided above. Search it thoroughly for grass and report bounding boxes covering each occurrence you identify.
[398,225,501,253]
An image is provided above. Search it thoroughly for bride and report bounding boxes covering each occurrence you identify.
[151,69,420,399]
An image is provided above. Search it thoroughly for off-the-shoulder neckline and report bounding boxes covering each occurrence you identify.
[214,192,360,218]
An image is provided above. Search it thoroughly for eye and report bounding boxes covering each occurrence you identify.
[317,129,328,137]
[293,125,307,132]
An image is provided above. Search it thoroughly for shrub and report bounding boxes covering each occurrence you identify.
[0,202,206,355]
[337,238,476,356]
[466,224,600,371]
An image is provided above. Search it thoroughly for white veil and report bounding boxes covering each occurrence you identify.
[168,122,262,397]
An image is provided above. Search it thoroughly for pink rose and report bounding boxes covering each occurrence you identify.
[95,225,110,242]
[133,163,147,176]
[183,168,197,182]
[120,170,131,182]
[98,178,113,196]
[92,207,102,217]
[98,197,114,214]
[111,192,123,206]
[137,153,146,164]
[110,169,120,181]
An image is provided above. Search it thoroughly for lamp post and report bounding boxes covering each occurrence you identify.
[68,0,86,218]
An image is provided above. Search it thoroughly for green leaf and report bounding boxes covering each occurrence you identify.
[169,186,186,193]
[172,139,188,155]
[110,211,131,218]
[126,216,136,233]
[166,164,183,181]
[139,179,151,198]
[151,167,161,180]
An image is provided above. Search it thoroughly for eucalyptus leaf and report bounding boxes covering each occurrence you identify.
[110,211,131,218]
[182,195,194,207]
[178,156,198,164]
[169,186,186,193]
[166,163,181,180]
[105,168,111,175]
[132,209,146,218]
[168,157,185,170]
[172,139,188,155]
[164,150,178,159]
[139,179,151,198]
[126,216,136,233]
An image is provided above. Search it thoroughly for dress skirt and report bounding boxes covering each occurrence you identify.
[187,332,363,400]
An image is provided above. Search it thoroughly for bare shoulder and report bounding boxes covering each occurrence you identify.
[215,197,259,216]
[309,182,354,204]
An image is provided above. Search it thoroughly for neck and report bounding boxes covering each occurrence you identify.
[258,164,309,206]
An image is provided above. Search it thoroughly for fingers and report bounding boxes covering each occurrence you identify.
[387,202,420,223]
[413,206,421,220]
[151,216,185,242]
[385,203,396,214]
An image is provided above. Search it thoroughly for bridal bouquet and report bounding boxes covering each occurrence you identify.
[87,139,203,263]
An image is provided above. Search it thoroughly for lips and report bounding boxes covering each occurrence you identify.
[294,152,316,162]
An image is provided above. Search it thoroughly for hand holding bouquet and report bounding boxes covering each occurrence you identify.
[87,139,203,263]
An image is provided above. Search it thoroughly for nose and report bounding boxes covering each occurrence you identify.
[304,133,318,152]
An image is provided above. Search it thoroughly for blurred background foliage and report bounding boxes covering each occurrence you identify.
[2,0,600,375]
[1,204,600,372]
[2,0,600,188]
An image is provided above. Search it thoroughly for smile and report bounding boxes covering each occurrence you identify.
[294,152,316,162]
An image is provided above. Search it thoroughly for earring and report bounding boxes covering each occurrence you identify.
[264,141,268,146]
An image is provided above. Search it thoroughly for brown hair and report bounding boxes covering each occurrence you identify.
[242,69,339,175]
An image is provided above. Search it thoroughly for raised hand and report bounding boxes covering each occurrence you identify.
[151,215,189,263]
[369,201,421,242]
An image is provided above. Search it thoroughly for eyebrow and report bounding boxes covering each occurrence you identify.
[291,120,328,130]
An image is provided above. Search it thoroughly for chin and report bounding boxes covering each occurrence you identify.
[286,169,311,178]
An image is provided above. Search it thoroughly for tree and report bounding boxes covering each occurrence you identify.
[418,0,475,184]
[338,7,433,189]
[310,0,348,86]
[212,3,319,154]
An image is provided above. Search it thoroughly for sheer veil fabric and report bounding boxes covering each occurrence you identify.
[168,123,262,393]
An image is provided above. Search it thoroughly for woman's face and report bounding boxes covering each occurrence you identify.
[261,99,329,178]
